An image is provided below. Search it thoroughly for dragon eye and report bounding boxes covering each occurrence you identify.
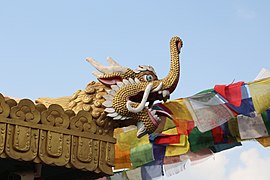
[144,74,154,82]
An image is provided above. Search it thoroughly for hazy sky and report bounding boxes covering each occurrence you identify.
[1,1,270,179]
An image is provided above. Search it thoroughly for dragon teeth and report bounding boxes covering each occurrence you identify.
[151,110,157,116]
[129,78,135,84]
[103,94,113,100]
[105,108,115,113]
[120,116,128,120]
[107,112,119,117]
[106,90,116,96]
[111,85,119,91]
[123,79,130,85]
[134,78,140,84]
[113,114,123,120]
[136,121,147,138]
[117,82,124,88]
[102,100,113,108]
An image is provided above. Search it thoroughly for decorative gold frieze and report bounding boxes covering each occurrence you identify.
[39,130,71,166]
[71,136,100,171]
[41,104,69,128]
[70,110,97,134]
[0,94,10,118]
[10,99,40,123]
[5,124,39,161]
[0,93,116,176]
[0,123,6,156]
[99,141,114,175]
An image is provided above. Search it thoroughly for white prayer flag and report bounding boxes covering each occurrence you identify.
[254,68,270,81]
[185,92,234,132]
[237,114,268,139]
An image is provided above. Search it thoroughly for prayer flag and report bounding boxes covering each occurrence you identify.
[211,126,224,144]
[163,117,178,131]
[153,128,180,145]
[153,144,166,161]
[261,110,270,134]
[237,114,268,139]
[188,127,214,152]
[163,155,190,177]
[254,68,270,80]
[141,160,163,180]
[227,98,255,117]
[114,128,132,169]
[165,135,189,156]
[227,118,241,141]
[163,99,193,120]
[114,144,131,170]
[130,143,154,168]
[125,168,142,180]
[185,92,234,132]
[248,77,270,114]
[155,135,180,145]
[210,142,241,153]
[256,136,270,147]
[118,128,149,150]
[108,171,129,180]
[214,81,245,107]
[187,149,214,165]
[163,100,194,135]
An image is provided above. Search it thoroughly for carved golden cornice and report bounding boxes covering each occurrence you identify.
[0,93,115,175]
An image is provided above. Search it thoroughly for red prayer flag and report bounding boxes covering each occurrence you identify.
[211,126,224,144]
[214,81,245,107]
[155,135,180,145]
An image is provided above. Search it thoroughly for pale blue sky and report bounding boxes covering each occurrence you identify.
[1,1,270,179]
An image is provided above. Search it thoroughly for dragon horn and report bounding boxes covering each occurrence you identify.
[86,57,127,74]
[107,57,121,66]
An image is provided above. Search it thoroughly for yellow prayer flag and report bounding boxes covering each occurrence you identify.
[256,136,270,147]
[164,99,194,135]
[162,127,178,135]
[163,116,177,130]
[114,143,132,170]
[118,129,149,150]
[248,77,270,114]
[164,99,193,120]
[114,128,132,169]
[165,135,190,156]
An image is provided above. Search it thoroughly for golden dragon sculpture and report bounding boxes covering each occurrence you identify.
[0,36,182,178]
[36,36,182,138]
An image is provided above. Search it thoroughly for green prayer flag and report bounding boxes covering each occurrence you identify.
[228,118,241,140]
[188,127,214,152]
[210,142,242,153]
[130,143,154,168]
[196,88,215,95]
[261,111,270,135]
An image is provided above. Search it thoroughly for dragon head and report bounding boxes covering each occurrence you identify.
[87,36,183,137]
